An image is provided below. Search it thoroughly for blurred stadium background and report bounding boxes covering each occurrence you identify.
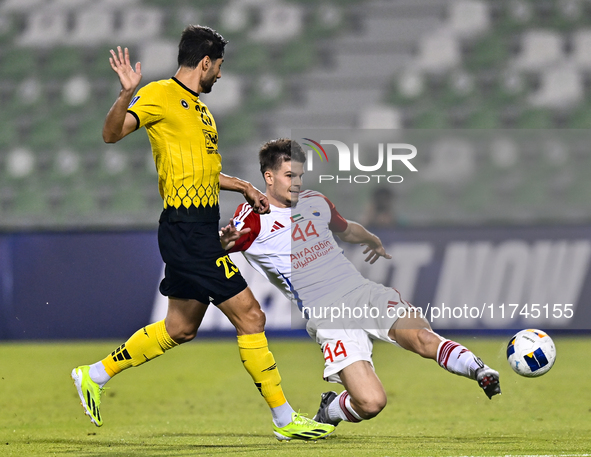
[0,0,590,340]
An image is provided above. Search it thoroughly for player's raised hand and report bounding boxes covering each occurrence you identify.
[361,239,392,265]
[244,185,271,214]
[220,220,251,250]
[109,46,142,92]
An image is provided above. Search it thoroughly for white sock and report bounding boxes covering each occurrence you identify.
[437,340,484,379]
[88,362,111,388]
[271,401,294,428]
[328,391,362,423]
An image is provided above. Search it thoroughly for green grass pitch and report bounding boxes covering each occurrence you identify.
[0,336,590,456]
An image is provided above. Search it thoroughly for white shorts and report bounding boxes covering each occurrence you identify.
[306,280,412,383]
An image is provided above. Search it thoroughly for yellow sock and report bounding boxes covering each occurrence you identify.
[237,332,287,408]
[101,320,178,377]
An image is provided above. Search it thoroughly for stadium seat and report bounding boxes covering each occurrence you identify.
[118,8,163,44]
[5,77,46,116]
[570,29,591,70]
[218,1,251,36]
[388,69,425,107]
[305,3,346,39]
[357,105,402,129]
[529,64,584,109]
[69,9,115,46]
[5,147,36,179]
[249,3,304,43]
[137,39,178,80]
[512,29,564,71]
[0,0,43,13]
[17,10,68,47]
[52,148,82,178]
[415,29,462,74]
[199,73,243,116]
[447,0,491,40]
[247,73,285,110]
[62,75,93,107]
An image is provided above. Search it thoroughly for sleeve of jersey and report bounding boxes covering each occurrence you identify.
[324,197,348,232]
[127,82,166,130]
[228,204,261,253]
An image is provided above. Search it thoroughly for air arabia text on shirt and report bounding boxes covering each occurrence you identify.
[291,240,335,269]
[302,139,418,184]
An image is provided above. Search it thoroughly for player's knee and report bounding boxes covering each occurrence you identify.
[355,393,387,419]
[415,328,439,358]
[167,323,198,344]
[237,305,266,334]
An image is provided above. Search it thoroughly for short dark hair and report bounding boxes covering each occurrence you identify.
[259,138,306,176]
[178,25,228,68]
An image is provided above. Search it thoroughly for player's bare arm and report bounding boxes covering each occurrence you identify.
[335,221,392,264]
[219,220,251,250]
[103,46,142,143]
[219,173,270,214]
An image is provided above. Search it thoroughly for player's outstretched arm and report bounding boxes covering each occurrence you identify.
[219,220,251,251]
[103,46,142,143]
[219,173,270,214]
[335,221,392,264]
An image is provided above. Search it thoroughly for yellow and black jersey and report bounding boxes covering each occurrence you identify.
[128,77,221,222]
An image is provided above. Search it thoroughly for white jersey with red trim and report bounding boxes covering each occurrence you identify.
[231,190,365,310]
[231,203,293,300]
[290,190,363,308]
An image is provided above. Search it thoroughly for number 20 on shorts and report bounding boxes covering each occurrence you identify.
[323,340,348,362]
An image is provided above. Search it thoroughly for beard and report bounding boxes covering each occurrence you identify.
[200,73,216,93]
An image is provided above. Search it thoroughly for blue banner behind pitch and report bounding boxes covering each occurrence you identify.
[0,225,590,340]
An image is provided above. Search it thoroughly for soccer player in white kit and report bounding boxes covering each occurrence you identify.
[221,138,501,428]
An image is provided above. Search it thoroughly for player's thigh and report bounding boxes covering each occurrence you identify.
[388,313,443,357]
[339,360,387,408]
[165,297,209,341]
[217,287,265,335]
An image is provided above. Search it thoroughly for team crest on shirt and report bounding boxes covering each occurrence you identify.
[180,99,189,109]
[311,208,321,217]
[203,129,219,154]
[128,95,140,108]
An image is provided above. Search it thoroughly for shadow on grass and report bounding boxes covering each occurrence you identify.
[9,433,528,457]
[13,434,299,457]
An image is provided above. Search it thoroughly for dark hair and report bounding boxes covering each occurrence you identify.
[259,138,306,176]
[178,25,228,68]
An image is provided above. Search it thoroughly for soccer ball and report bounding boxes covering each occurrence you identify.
[506,329,556,377]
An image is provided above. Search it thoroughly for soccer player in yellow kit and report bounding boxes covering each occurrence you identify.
[71,25,334,441]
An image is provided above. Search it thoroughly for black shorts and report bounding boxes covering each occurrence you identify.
[157,213,247,306]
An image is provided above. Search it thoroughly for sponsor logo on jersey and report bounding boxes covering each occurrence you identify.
[202,129,218,153]
[128,95,140,108]
[271,221,285,232]
[311,209,321,216]
[180,99,189,109]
